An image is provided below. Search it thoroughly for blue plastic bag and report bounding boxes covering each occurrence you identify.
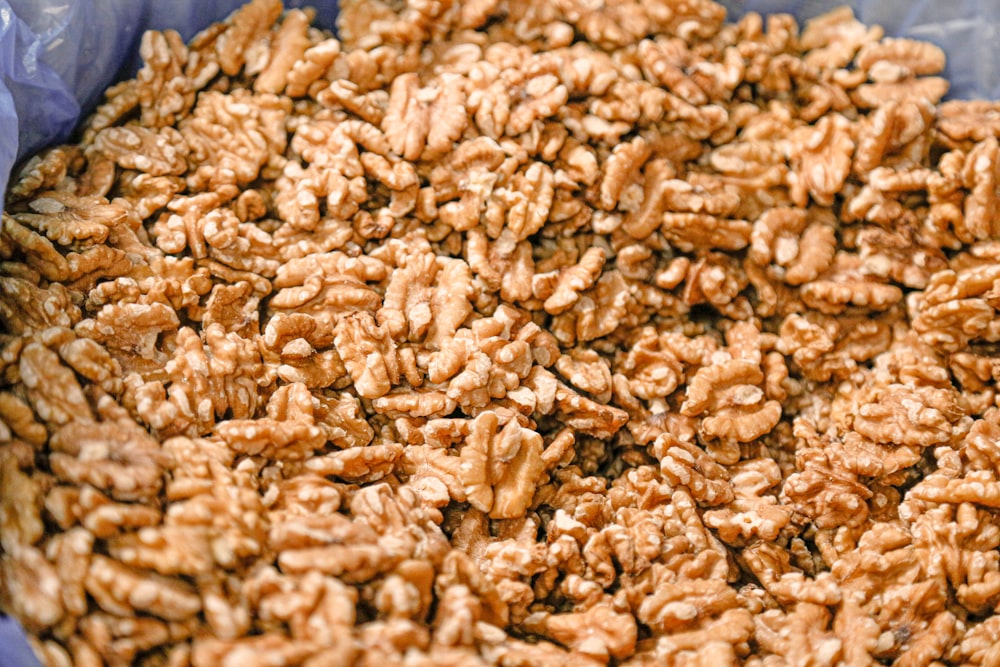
[1,1,999,665]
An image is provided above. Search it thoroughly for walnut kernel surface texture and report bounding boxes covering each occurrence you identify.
[4,0,1000,665]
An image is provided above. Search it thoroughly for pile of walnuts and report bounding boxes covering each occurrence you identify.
[4,0,1000,664]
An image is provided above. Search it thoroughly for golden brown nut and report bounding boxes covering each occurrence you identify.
[7,0,1000,663]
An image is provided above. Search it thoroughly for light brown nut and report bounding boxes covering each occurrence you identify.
[286,39,341,98]
[0,453,45,552]
[788,114,855,207]
[0,545,65,633]
[653,436,733,506]
[525,604,637,661]
[852,384,963,448]
[180,89,291,191]
[703,458,791,545]
[135,29,201,129]
[637,578,739,634]
[191,634,323,667]
[458,411,546,519]
[300,441,403,482]
[19,342,92,426]
[80,79,140,145]
[681,359,782,447]
[334,311,399,399]
[91,126,189,176]
[851,76,949,108]
[7,0,1000,661]
[541,247,606,315]
[0,274,82,335]
[255,8,314,94]
[214,0,283,76]
[598,137,650,211]
[554,348,613,404]
[777,311,892,381]
[908,471,1000,509]
[801,278,903,315]
[856,38,946,77]
[800,6,883,68]
[937,100,1000,147]
[782,448,872,530]
[85,554,201,621]
[749,207,836,286]
[7,146,83,202]
[106,525,218,576]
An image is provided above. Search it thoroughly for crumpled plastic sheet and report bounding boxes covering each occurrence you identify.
[1,1,1000,665]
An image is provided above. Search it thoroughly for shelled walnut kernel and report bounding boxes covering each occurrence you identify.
[3,0,1000,665]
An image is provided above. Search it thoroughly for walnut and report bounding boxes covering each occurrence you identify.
[554,348,612,404]
[681,354,782,453]
[910,264,1000,353]
[782,445,872,530]
[853,223,948,290]
[254,8,315,95]
[214,0,283,76]
[851,383,963,448]
[959,616,1000,666]
[661,212,752,253]
[707,139,787,192]
[959,137,1000,241]
[909,472,1000,509]
[853,100,935,175]
[800,7,882,69]
[539,247,606,315]
[191,634,323,667]
[180,89,290,192]
[525,604,637,662]
[269,251,384,325]
[642,609,754,660]
[126,324,269,436]
[653,435,733,507]
[134,29,205,130]
[90,126,189,176]
[19,342,92,426]
[800,261,903,316]
[432,137,506,232]
[50,486,162,538]
[1,545,65,634]
[777,311,893,381]
[748,207,835,286]
[0,451,44,552]
[856,38,946,78]
[615,327,685,401]
[215,383,326,460]
[8,0,1000,662]
[852,76,950,109]
[49,413,166,502]
[458,411,545,519]
[937,100,1000,148]
[755,603,845,665]
[703,458,792,545]
[0,274,81,335]
[80,80,141,146]
[7,146,83,203]
[85,555,201,621]
[11,189,121,244]
[788,114,855,207]
[334,311,400,399]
